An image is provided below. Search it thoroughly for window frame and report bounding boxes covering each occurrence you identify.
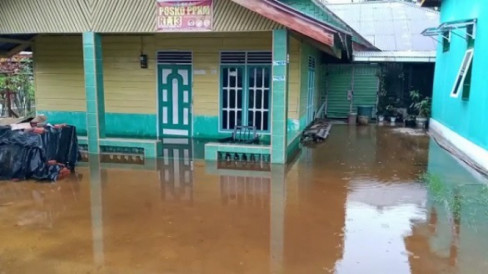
[220,65,245,132]
[442,31,451,52]
[219,51,272,134]
[246,65,271,132]
[450,48,474,98]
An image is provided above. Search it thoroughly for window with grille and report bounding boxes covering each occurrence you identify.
[220,52,271,132]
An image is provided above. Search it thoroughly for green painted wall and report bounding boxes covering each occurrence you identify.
[431,0,488,150]
[326,64,379,119]
[271,29,289,164]
[287,41,325,145]
[38,111,158,138]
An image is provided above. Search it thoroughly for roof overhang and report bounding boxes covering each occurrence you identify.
[353,51,436,63]
[231,0,348,58]
[420,0,441,7]
[422,19,477,42]
[0,35,35,58]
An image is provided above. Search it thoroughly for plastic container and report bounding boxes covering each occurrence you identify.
[348,112,357,125]
[357,106,374,118]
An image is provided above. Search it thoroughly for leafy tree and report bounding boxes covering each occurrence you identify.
[0,54,35,117]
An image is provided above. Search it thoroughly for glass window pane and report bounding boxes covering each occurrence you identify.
[248,112,254,127]
[230,69,236,87]
[230,90,236,108]
[256,90,263,109]
[263,111,269,131]
[255,112,262,130]
[257,68,263,86]
[222,110,228,129]
[223,89,228,108]
[223,69,228,87]
[264,68,270,88]
[237,90,243,108]
[237,111,243,127]
[237,68,243,87]
[264,90,270,109]
[248,88,255,108]
[229,113,235,129]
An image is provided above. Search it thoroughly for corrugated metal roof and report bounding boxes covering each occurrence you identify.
[326,1,439,52]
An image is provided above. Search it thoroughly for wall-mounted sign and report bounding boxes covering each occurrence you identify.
[157,0,213,32]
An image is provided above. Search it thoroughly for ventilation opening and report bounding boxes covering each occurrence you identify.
[308,56,316,69]
[220,51,272,64]
[247,52,272,64]
[157,51,192,64]
[221,52,246,64]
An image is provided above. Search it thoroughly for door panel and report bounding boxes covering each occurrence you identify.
[159,64,192,137]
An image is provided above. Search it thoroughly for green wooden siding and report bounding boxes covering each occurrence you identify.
[326,64,379,119]
[278,0,349,33]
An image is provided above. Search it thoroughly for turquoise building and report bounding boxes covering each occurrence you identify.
[422,0,488,173]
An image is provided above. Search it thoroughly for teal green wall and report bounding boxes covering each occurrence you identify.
[326,64,378,119]
[193,115,226,139]
[38,111,88,135]
[39,111,273,141]
[271,29,289,164]
[38,111,157,138]
[432,0,488,150]
[83,32,105,154]
[287,41,324,146]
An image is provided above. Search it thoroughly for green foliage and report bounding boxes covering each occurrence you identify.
[422,173,488,225]
[409,90,431,118]
[0,55,34,117]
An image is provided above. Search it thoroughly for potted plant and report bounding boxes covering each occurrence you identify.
[404,114,416,128]
[410,90,431,129]
[413,97,431,129]
[377,113,385,122]
[386,105,397,123]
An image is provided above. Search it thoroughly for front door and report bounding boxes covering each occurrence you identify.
[158,63,192,137]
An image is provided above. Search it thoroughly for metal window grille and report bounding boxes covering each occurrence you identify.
[220,51,272,132]
[222,67,244,130]
[247,67,270,131]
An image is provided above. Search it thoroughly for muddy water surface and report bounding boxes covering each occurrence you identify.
[0,125,487,274]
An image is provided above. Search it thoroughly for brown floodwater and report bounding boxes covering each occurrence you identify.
[1,125,487,274]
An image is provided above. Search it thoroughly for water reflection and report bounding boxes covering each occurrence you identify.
[0,125,487,273]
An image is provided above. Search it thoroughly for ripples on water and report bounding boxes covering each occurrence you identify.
[0,125,487,273]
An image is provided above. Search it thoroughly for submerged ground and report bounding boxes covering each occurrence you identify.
[0,125,487,274]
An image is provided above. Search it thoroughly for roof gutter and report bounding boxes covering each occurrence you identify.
[353,51,437,63]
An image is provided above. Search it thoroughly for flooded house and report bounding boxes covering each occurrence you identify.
[422,0,488,173]
[0,0,439,164]
[0,0,367,164]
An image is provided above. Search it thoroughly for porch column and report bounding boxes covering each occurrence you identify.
[271,29,289,164]
[83,32,106,154]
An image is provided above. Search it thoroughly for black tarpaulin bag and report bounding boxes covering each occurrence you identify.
[0,125,79,181]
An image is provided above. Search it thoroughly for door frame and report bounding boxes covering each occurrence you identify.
[156,50,193,138]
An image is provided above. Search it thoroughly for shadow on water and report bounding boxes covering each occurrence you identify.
[0,125,487,273]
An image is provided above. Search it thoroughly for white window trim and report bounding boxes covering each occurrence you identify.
[450,48,474,98]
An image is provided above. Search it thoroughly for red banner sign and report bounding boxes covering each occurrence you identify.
[157,0,213,31]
